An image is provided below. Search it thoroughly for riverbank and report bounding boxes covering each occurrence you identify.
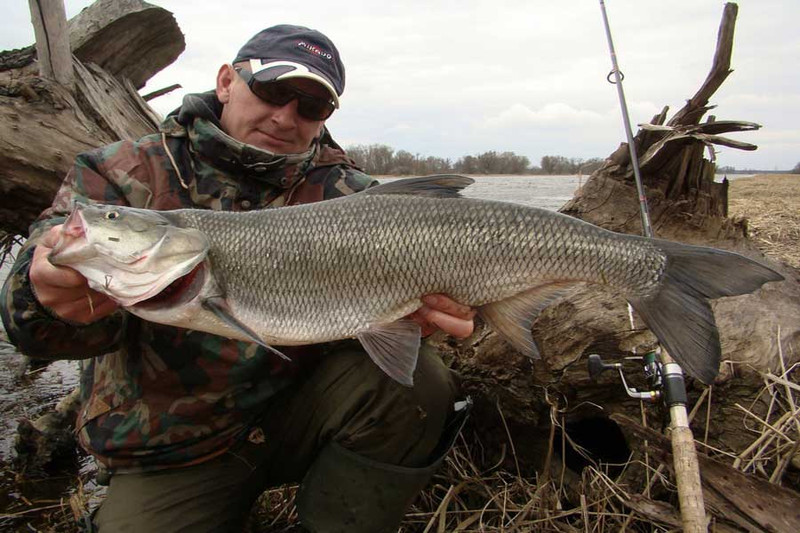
[728,173,800,269]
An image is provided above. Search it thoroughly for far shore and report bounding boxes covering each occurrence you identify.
[372,172,795,179]
[373,173,585,179]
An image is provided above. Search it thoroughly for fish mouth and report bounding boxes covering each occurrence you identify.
[133,262,205,310]
[49,209,92,265]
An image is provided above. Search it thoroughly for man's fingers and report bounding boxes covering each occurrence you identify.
[28,224,120,323]
[41,224,63,248]
[414,306,475,339]
[35,262,87,290]
[31,246,86,291]
[406,309,439,338]
[413,294,477,338]
[50,295,118,324]
[423,309,474,339]
[421,294,477,320]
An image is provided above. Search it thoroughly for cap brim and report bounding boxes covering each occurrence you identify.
[248,59,340,108]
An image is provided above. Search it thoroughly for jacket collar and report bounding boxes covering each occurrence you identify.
[161,91,317,189]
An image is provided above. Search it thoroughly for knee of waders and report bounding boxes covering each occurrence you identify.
[386,343,460,434]
[296,397,471,533]
[329,343,461,466]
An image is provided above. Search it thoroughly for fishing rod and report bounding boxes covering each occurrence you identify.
[597,1,653,239]
[594,2,707,531]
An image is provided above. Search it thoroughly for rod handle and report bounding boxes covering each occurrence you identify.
[669,420,708,532]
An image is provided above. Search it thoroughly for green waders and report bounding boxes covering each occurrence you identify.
[90,342,468,532]
[296,398,468,533]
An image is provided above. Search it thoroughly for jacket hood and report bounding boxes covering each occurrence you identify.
[167,90,222,127]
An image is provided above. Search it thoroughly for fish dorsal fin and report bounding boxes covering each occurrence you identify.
[202,297,291,362]
[356,319,421,387]
[363,175,474,198]
[479,283,573,359]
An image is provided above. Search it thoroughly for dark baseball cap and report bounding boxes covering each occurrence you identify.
[233,24,345,108]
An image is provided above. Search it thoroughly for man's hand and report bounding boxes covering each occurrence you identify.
[408,294,476,338]
[29,225,119,324]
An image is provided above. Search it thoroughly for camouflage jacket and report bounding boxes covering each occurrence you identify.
[0,91,376,472]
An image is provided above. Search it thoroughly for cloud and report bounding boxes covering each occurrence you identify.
[3,0,797,170]
[483,103,607,129]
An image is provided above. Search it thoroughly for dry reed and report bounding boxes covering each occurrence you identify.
[728,174,800,269]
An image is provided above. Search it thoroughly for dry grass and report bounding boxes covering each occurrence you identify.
[249,435,676,533]
[12,368,799,533]
[0,233,21,268]
[249,358,800,533]
[0,469,89,532]
[728,173,800,269]
[730,325,800,482]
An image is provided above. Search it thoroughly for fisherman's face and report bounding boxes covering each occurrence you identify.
[216,64,328,154]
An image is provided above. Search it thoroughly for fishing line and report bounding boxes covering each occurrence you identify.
[598,0,653,358]
[598,0,653,239]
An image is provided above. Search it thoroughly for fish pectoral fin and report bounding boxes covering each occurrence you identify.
[201,297,291,362]
[356,319,422,387]
[479,283,574,359]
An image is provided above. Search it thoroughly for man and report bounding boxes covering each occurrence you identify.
[1,25,473,532]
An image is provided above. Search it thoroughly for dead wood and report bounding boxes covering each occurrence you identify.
[555,1,799,380]
[614,414,800,532]
[29,0,73,85]
[67,0,185,89]
[0,0,183,238]
[13,389,81,477]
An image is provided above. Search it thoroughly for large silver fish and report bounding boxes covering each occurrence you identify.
[48,176,783,385]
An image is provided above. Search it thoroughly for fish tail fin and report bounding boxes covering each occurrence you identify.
[629,241,783,384]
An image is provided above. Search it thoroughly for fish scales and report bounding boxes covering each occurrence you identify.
[168,193,666,344]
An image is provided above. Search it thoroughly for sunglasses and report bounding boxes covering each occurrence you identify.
[235,69,336,121]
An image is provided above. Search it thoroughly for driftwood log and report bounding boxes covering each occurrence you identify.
[0,0,183,237]
[614,414,800,532]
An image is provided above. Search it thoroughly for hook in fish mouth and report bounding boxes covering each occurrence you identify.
[134,262,206,309]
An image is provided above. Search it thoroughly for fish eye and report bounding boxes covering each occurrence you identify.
[105,211,120,220]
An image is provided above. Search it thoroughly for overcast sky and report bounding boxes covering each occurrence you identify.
[4,0,798,170]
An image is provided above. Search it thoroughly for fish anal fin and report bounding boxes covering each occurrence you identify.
[356,319,421,387]
[479,283,574,359]
[202,297,291,362]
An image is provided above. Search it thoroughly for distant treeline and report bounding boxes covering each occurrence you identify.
[344,144,605,176]
[718,165,800,174]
